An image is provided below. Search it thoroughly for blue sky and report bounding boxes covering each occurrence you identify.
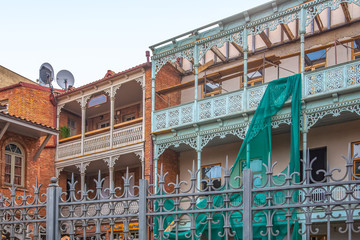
[1,0,270,88]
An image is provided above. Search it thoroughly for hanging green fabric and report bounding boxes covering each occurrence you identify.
[155,74,302,240]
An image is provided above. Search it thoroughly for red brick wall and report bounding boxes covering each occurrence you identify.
[0,131,55,196]
[154,63,181,111]
[144,64,181,185]
[0,84,57,196]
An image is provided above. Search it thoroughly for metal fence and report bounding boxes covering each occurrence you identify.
[1,152,360,240]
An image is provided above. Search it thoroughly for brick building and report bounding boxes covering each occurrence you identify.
[0,82,58,197]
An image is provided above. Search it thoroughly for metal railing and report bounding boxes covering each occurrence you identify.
[1,151,360,239]
[153,59,360,132]
[57,122,143,160]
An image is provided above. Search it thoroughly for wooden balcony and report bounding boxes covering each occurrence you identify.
[57,118,143,160]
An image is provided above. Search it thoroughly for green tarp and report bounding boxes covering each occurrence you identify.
[155,74,302,239]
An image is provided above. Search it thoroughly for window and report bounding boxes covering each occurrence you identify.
[352,141,360,177]
[122,113,135,122]
[98,121,110,129]
[203,81,221,98]
[305,49,326,72]
[201,164,221,190]
[300,147,327,183]
[88,94,107,108]
[241,70,264,88]
[353,39,360,60]
[4,143,25,186]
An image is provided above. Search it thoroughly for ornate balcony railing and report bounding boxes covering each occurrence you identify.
[153,59,360,132]
[57,122,143,160]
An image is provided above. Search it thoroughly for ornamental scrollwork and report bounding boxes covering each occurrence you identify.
[198,31,243,60]
[156,137,198,159]
[248,11,299,36]
[271,114,292,128]
[305,100,360,129]
[304,0,360,27]
[154,47,194,75]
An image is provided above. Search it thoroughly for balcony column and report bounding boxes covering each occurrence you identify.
[151,61,156,132]
[242,28,248,111]
[300,8,307,185]
[300,8,306,75]
[197,150,202,190]
[194,45,199,121]
[56,104,64,161]
[105,157,116,192]
[76,162,90,195]
[79,97,87,155]
[109,87,114,149]
[135,150,145,179]
[154,145,159,192]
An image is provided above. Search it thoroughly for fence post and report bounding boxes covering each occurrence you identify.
[46,177,61,240]
[243,168,253,240]
[139,179,148,240]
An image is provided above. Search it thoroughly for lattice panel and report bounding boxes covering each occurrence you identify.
[325,67,344,91]
[347,62,360,86]
[247,85,267,110]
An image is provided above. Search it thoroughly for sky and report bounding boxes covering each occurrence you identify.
[1,0,270,89]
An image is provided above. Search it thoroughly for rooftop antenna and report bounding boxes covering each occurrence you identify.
[56,70,75,91]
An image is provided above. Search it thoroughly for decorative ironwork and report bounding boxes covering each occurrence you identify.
[1,150,360,239]
[304,99,360,128]
[198,31,243,60]
[154,48,194,75]
[59,169,140,240]
[304,0,360,27]
[0,179,47,239]
[248,11,299,36]
[153,103,194,131]
[247,84,267,110]
[156,137,198,158]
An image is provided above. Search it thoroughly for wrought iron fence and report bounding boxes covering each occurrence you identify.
[1,152,360,239]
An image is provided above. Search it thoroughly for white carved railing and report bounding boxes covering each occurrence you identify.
[57,123,143,160]
[58,140,81,159]
[152,59,360,132]
[84,131,110,154]
[113,123,143,148]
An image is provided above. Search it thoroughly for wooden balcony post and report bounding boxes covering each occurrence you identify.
[81,97,86,155]
[110,86,114,149]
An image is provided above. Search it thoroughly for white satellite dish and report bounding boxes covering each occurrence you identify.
[56,70,75,91]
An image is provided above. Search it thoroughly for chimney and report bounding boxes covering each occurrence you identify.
[146,51,150,63]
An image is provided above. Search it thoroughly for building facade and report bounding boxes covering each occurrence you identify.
[149,0,360,238]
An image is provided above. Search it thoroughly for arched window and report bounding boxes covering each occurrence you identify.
[4,143,25,186]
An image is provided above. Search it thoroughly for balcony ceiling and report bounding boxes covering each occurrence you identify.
[63,80,142,118]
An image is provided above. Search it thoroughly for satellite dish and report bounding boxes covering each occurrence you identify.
[56,70,75,91]
[39,63,54,86]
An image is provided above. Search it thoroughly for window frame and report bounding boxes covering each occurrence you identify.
[352,141,360,178]
[352,39,360,60]
[4,143,25,187]
[304,48,327,72]
[87,94,107,108]
[201,163,222,190]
